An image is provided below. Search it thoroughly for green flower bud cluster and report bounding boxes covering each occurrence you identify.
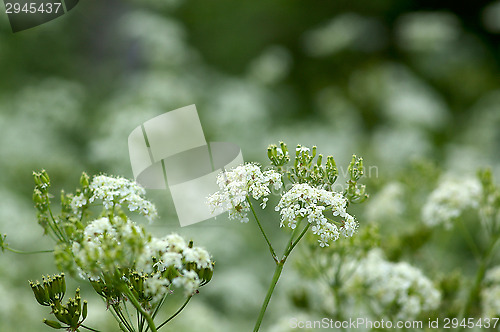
[30,273,66,306]
[51,289,87,330]
[268,141,290,167]
[31,274,88,331]
[267,142,368,204]
[128,271,153,306]
[345,155,368,203]
[268,142,340,190]
[32,170,53,236]
[89,277,119,301]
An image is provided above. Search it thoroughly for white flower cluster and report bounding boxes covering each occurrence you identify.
[422,176,482,228]
[207,163,283,222]
[73,218,212,300]
[481,265,500,317]
[137,234,212,299]
[347,249,441,320]
[72,216,147,280]
[71,175,158,222]
[275,183,357,247]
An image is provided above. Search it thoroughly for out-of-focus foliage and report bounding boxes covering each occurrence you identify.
[1,0,500,330]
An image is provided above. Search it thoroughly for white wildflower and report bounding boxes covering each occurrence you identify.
[70,194,87,213]
[72,217,146,279]
[275,183,357,247]
[135,233,212,298]
[422,175,482,228]
[481,265,500,317]
[206,163,283,222]
[172,269,200,296]
[183,247,212,269]
[144,273,172,304]
[136,234,188,274]
[77,174,158,222]
[347,249,441,320]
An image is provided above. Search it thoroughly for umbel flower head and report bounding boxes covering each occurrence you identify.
[207,142,365,247]
[136,234,214,301]
[72,216,148,280]
[71,174,158,222]
[73,220,214,302]
[275,183,358,247]
[207,163,283,222]
[32,171,215,308]
[30,274,88,332]
[422,175,482,228]
[347,249,441,320]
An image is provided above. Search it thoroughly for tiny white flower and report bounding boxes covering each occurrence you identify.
[207,163,283,223]
[275,183,357,246]
[87,175,158,222]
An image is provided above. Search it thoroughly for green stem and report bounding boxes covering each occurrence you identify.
[152,293,168,320]
[253,222,311,332]
[80,324,102,332]
[102,298,128,332]
[139,315,145,332]
[286,223,310,257]
[122,287,157,332]
[247,198,278,262]
[111,305,134,332]
[156,296,192,330]
[112,304,135,332]
[47,205,67,242]
[253,261,284,332]
[137,309,141,332]
[460,233,499,319]
[123,301,135,331]
[4,247,53,254]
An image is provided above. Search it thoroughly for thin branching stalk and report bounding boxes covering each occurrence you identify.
[122,286,157,332]
[248,198,278,262]
[156,296,192,330]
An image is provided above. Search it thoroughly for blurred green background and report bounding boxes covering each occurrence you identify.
[1,0,500,331]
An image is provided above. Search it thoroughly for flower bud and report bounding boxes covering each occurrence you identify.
[33,171,42,186]
[33,189,44,205]
[80,172,90,188]
[40,169,50,185]
[43,319,63,329]
[199,266,214,286]
[30,281,51,306]
[82,300,88,320]
[267,146,275,163]
[279,141,288,155]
